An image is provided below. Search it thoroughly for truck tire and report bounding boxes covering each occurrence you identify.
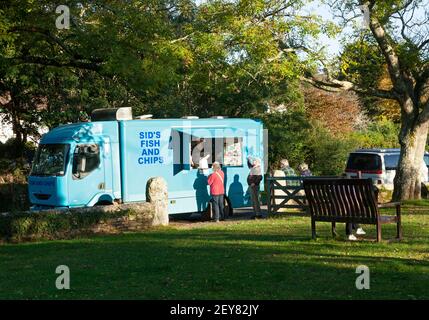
[201,196,233,221]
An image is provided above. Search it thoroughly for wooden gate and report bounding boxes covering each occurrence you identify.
[266,176,338,214]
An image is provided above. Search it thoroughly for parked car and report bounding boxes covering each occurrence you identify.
[345,148,429,188]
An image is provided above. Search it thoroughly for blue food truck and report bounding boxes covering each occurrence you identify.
[28,108,266,215]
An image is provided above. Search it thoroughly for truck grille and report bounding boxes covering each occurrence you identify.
[34,193,51,200]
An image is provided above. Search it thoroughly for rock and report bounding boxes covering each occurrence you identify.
[146,177,169,226]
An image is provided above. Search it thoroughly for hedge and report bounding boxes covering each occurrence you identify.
[0,206,152,243]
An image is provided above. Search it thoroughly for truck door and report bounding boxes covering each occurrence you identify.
[68,143,105,207]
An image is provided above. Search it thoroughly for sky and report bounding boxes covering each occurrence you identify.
[302,0,429,56]
[195,0,354,56]
[302,1,345,56]
[197,0,428,57]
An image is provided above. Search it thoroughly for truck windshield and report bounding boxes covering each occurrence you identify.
[31,144,70,176]
[346,153,382,171]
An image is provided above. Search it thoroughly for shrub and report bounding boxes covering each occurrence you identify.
[262,111,358,176]
[260,110,311,171]
[0,207,146,243]
[306,122,358,176]
[0,138,36,161]
[350,117,399,149]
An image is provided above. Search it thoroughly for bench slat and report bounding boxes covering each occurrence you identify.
[303,178,379,223]
[302,178,402,242]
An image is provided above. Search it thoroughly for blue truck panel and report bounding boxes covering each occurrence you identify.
[28,117,264,214]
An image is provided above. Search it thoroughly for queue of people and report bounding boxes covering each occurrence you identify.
[206,157,311,221]
[206,156,364,241]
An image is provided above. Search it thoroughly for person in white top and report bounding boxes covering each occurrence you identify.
[247,156,264,219]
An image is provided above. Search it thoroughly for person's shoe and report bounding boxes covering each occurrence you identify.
[347,234,358,241]
[356,228,366,235]
[214,219,220,223]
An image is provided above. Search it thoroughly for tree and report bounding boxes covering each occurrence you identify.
[0,0,191,145]
[308,0,429,200]
[1,0,333,166]
[303,84,366,136]
[339,36,401,121]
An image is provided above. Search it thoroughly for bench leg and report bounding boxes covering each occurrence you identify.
[311,218,316,239]
[376,222,381,242]
[396,204,402,240]
[331,222,337,237]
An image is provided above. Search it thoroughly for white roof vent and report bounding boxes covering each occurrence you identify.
[136,114,153,120]
[91,107,133,121]
[181,116,199,119]
[211,116,226,119]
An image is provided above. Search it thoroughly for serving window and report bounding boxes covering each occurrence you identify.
[190,136,224,169]
[170,129,243,172]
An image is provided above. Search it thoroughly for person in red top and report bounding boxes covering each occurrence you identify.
[207,161,225,222]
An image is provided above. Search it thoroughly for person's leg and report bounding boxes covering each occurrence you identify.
[212,195,220,221]
[219,195,225,220]
[345,223,353,235]
[249,186,258,217]
[254,186,263,217]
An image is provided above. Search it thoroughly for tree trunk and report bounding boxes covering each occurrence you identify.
[393,120,429,201]
[11,113,25,158]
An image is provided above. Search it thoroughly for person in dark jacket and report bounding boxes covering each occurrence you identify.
[247,157,264,219]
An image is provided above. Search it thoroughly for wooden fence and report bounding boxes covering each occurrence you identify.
[266,176,339,214]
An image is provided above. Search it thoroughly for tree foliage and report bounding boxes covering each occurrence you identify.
[320,0,429,200]
[0,0,335,152]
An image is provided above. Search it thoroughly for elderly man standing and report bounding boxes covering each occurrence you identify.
[280,159,295,176]
[207,162,225,222]
[280,158,298,186]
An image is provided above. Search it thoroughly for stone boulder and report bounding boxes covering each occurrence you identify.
[146,176,169,226]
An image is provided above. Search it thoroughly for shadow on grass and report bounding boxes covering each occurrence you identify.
[0,221,428,299]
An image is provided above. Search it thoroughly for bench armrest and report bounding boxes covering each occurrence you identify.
[377,202,401,208]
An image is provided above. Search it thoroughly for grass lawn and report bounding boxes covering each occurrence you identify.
[0,205,428,300]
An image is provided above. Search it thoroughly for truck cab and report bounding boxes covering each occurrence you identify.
[29,121,121,209]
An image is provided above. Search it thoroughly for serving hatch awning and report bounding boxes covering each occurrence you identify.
[170,126,256,138]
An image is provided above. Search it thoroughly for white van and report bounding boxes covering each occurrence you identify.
[345,148,429,188]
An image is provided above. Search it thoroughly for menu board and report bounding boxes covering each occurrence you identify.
[223,138,243,167]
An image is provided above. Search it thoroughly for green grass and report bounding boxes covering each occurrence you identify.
[403,199,429,207]
[0,207,428,300]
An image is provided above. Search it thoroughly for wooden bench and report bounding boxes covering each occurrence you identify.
[303,178,402,242]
